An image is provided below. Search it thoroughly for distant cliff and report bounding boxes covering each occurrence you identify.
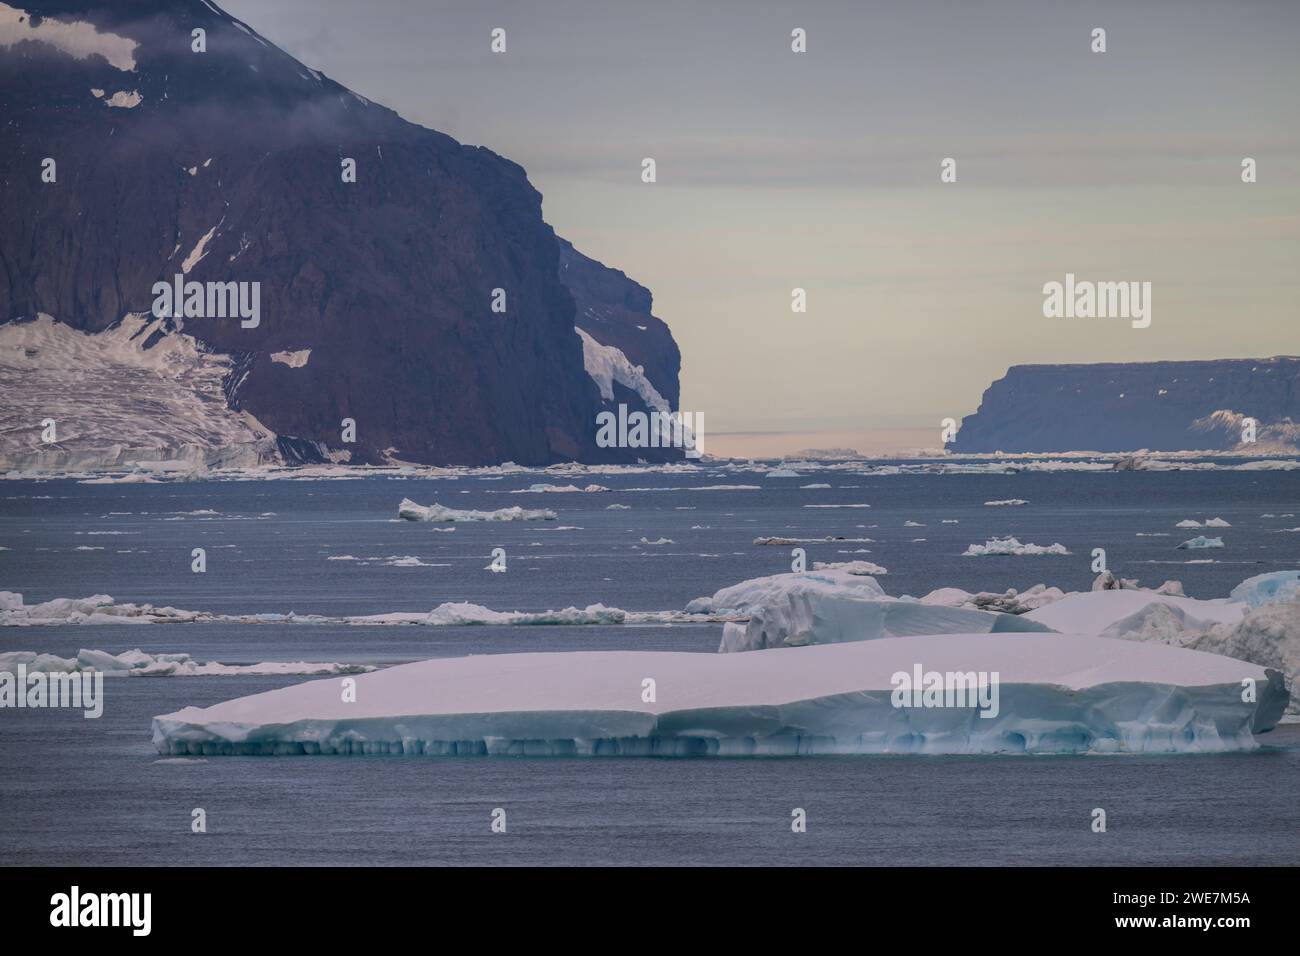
[953,357,1300,453]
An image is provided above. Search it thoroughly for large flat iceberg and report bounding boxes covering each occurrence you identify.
[153,634,1287,756]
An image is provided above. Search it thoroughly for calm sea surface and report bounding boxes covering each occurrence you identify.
[2,467,1298,865]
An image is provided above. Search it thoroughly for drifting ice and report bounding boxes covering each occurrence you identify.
[0,648,373,677]
[685,569,1051,653]
[963,537,1071,556]
[398,498,556,522]
[152,635,1287,756]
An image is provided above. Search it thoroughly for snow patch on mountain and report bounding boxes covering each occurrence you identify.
[270,348,310,368]
[103,89,141,109]
[0,3,138,71]
[576,327,669,412]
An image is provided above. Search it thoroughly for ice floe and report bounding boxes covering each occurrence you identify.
[0,592,205,626]
[511,483,608,493]
[812,560,889,576]
[398,498,556,522]
[962,537,1071,557]
[423,603,628,626]
[0,648,373,677]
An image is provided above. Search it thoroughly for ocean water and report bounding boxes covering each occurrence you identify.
[2,467,1299,865]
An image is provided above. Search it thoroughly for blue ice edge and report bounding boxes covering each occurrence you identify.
[151,637,1290,757]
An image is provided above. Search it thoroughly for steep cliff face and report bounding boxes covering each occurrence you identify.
[953,357,1300,453]
[0,0,682,466]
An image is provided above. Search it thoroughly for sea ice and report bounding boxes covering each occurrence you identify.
[152,635,1288,756]
[0,648,373,677]
[686,569,1050,653]
[1230,571,1300,609]
[962,537,1071,557]
[511,483,608,493]
[813,560,888,576]
[398,498,556,522]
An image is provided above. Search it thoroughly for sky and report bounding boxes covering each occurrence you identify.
[223,0,1300,456]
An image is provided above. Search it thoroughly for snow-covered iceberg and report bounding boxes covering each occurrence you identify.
[1230,571,1300,609]
[685,569,1051,653]
[921,584,1066,614]
[152,635,1287,756]
[1024,582,1300,717]
[1024,589,1245,636]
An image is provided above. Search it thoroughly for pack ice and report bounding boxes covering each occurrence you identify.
[152,635,1287,756]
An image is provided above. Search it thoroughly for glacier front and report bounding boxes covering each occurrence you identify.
[153,634,1287,757]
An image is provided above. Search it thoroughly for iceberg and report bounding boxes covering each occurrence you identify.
[397,498,556,522]
[1034,587,1299,718]
[152,635,1288,756]
[1024,589,1245,636]
[1177,535,1225,550]
[1229,571,1300,609]
[937,584,1067,614]
[685,569,1051,653]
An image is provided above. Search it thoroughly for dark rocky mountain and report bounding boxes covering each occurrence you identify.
[0,0,683,466]
[953,357,1300,453]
